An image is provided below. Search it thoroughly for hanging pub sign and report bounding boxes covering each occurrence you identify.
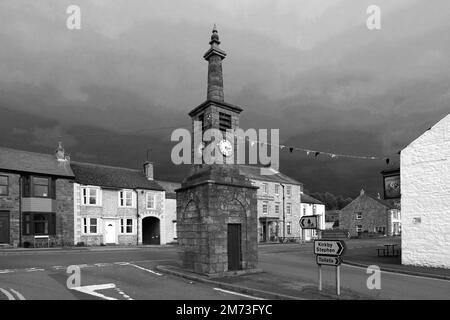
[381,168,400,200]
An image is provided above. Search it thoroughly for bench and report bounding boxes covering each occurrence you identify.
[376,248,386,257]
[34,235,50,248]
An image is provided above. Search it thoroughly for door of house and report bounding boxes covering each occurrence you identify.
[0,211,9,244]
[227,224,242,271]
[104,221,116,244]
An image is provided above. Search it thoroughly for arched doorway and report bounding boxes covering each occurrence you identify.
[142,217,160,245]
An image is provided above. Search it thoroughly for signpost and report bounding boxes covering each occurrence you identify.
[299,215,317,229]
[314,239,346,296]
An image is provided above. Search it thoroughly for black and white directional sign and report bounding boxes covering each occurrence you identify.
[314,240,346,256]
[299,215,317,229]
[316,255,342,266]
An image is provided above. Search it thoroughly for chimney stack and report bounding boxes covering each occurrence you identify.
[143,161,154,180]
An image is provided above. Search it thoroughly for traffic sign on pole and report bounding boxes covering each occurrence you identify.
[316,255,342,266]
[314,240,346,256]
[299,215,317,229]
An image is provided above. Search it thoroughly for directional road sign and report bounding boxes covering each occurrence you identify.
[299,215,317,229]
[314,240,346,256]
[316,255,342,266]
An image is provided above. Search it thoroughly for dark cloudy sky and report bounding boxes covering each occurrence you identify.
[0,0,449,197]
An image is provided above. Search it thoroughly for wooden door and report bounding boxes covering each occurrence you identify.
[227,224,242,271]
[0,212,10,244]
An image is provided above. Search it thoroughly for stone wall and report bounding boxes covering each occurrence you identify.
[0,172,20,246]
[177,179,258,275]
[401,114,450,268]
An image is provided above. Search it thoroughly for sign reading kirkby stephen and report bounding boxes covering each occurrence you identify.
[316,255,342,266]
[299,215,318,229]
[314,240,346,256]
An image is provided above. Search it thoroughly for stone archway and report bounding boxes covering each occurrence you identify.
[142,216,160,245]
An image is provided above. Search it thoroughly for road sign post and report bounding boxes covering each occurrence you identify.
[314,239,346,296]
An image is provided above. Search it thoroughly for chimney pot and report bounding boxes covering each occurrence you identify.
[143,161,154,180]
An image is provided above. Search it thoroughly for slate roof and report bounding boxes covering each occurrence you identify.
[301,193,324,205]
[0,146,74,178]
[367,195,397,209]
[239,165,302,186]
[156,180,181,199]
[70,161,164,191]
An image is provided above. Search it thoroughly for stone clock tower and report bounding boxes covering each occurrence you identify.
[176,26,258,275]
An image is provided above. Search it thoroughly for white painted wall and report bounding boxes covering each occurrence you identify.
[300,203,326,240]
[401,114,450,268]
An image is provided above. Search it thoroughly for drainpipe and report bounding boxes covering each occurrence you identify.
[280,183,285,240]
[19,176,22,247]
[135,189,139,246]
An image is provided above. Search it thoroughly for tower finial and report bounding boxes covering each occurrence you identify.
[210,24,220,45]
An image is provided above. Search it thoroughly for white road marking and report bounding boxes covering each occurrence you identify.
[213,288,265,300]
[0,269,16,274]
[10,288,25,300]
[25,267,45,272]
[0,288,15,300]
[94,263,112,267]
[128,263,162,276]
[114,262,130,266]
[343,263,450,282]
[71,283,117,300]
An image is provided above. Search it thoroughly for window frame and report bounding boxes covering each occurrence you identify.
[0,175,8,196]
[274,184,279,195]
[356,212,362,220]
[22,212,56,236]
[262,201,268,214]
[286,186,292,196]
[81,187,101,206]
[120,218,134,234]
[262,183,268,194]
[286,203,292,216]
[286,221,292,235]
[146,192,156,209]
[356,225,363,233]
[82,217,99,235]
[274,202,280,215]
[119,190,135,208]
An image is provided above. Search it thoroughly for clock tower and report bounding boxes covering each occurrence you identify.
[176,26,258,276]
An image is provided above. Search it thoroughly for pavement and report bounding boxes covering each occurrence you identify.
[0,239,449,300]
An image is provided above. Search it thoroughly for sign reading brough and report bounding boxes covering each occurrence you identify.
[314,240,346,256]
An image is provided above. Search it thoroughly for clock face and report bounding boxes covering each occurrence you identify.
[218,139,233,157]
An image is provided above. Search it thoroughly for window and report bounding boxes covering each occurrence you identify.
[82,218,98,234]
[286,222,292,235]
[356,225,363,233]
[120,219,133,234]
[119,190,134,208]
[274,184,279,195]
[147,193,156,209]
[313,205,317,215]
[32,177,50,197]
[375,227,386,234]
[0,175,8,196]
[275,203,280,215]
[286,203,292,216]
[262,201,268,214]
[356,212,362,220]
[286,186,292,196]
[392,211,400,220]
[81,187,101,206]
[219,112,232,132]
[23,213,56,235]
[303,207,306,215]
[262,183,268,194]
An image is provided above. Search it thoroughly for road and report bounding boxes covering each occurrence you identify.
[0,242,449,300]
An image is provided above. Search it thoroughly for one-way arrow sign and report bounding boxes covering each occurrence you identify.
[314,240,346,256]
[316,255,342,266]
[299,215,317,229]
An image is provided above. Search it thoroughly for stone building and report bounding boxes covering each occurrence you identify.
[340,189,400,238]
[0,144,74,247]
[71,161,176,246]
[300,194,326,241]
[238,165,303,242]
[401,113,450,268]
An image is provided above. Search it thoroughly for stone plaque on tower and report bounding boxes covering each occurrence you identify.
[175,26,259,276]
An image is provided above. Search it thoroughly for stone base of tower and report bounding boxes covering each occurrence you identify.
[175,165,258,276]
